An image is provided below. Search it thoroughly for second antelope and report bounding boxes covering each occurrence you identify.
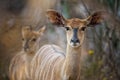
[9,25,46,80]
[30,10,105,80]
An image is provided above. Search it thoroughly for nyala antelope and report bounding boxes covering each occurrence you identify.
[30,10,105,80]
[9,25,46,80]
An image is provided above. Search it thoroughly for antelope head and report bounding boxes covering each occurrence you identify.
[22,25,46,52]
[46,10,105,48]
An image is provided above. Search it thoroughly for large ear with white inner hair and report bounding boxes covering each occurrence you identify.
[38,26,46,36]
[46,9,66,27]
[86,11,106,26]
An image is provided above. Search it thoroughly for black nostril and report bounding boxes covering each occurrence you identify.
[71,39,74,42]
[71,39,79,43]
[76,39,79,43]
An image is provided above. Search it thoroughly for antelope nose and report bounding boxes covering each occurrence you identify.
[24,45,29,49]
[23,44,29,51]
[71,39,79,43]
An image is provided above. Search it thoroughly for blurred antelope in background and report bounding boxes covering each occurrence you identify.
[0,0,58,79]
[9,26,46,80]
[30,10,105,80]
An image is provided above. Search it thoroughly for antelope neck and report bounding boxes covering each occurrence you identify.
[62,44,81,80]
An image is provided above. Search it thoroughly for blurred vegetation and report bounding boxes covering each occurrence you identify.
[0,0,120,80]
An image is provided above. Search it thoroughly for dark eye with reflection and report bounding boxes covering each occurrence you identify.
[22,38,24,41]
[65,27,70,31]
[81,27,86,31]
[32,38,37,42]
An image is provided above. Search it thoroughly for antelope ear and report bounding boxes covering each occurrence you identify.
[46,9,66,26]
[38,26,46,35]
[86,11,106,26]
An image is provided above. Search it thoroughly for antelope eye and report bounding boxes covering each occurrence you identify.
[32,38,37,42]
[22,38,24,41]
[81,27,86,31]
[65,27,70,31]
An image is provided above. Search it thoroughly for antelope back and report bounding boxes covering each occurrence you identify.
[30,45,65,80]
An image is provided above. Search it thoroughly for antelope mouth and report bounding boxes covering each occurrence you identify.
[23,48,30,52]
[70,42,80,47]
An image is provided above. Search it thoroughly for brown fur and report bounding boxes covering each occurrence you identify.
[30,44,65,80]
[29,10,105,80]
[46,10,105,27]
[87,11,105,25]
[9,52,29,80]
[66,18,86,28]
[9,10,104,80]
[46,10,66,26]
[9,26,46,80]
